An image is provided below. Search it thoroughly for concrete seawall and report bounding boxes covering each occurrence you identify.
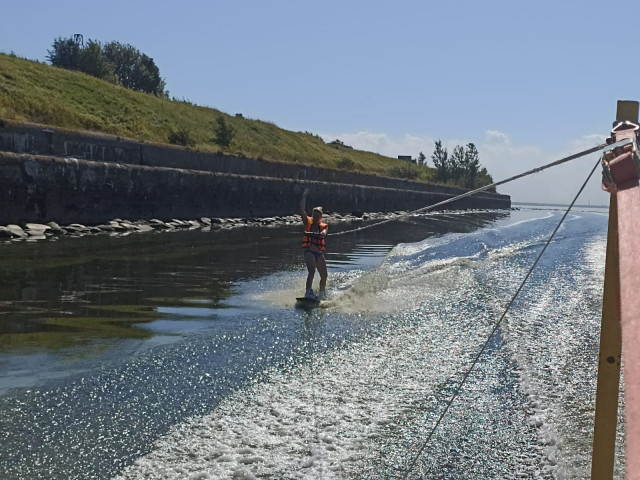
[0,123,510,225]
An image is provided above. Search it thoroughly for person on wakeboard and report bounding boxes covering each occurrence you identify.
[300,187,328,301]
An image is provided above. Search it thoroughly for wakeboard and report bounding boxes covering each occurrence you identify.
[295,297,321,309]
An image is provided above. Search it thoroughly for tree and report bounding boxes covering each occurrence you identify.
[449,145,465,184]
[47,37,81,70]
[102,41,139,87]
[328,139,353,149]
[431,140,493,189]
[135,54,166,96]
[431,140,449,182]
[214,117,234,148]
[461,143,480,188]
[168,127,193,147]
[47,36,167,96]
[476,167,495,192]
[78,40,115,81]
[102,42,166,96]
[417,151,427,166]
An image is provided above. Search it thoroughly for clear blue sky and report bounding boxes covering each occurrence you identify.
[1,0,637,204]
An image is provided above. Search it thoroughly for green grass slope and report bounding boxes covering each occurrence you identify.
[0,53,436,180]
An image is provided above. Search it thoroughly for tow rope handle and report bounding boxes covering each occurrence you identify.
[592,100,640,479]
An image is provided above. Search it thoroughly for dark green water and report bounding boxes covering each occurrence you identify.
[0,211,507,479]
[0,213,503,381]
[4,209,620,479]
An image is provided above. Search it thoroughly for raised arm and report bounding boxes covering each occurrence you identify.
[300,187,309,223]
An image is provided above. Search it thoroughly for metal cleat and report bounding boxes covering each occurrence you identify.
[601,136,640,192]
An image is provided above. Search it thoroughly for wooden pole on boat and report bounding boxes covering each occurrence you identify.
[591,99,640,479]
[590,194,621,479]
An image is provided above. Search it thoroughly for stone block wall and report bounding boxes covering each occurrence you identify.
[0,123,510,225]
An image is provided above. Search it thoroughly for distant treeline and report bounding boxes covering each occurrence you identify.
[387,141,495,191]
[427,140,494,191]
[47,34,166,97]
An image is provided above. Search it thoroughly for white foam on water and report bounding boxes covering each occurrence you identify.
[114,313,471,479]
[114,210,618,479]
[499,233,625,479]
[115,230,542,479]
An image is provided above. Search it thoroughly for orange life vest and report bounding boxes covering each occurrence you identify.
[302,218,328,250]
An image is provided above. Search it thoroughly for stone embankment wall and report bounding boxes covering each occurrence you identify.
[0,123,511,225]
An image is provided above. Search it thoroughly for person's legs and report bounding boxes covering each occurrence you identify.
[316,254,328,292]
[304,251,316,291]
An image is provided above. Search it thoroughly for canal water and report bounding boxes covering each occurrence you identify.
[0,208,624,479]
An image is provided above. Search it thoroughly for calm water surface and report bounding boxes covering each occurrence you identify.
[0,208,624,479]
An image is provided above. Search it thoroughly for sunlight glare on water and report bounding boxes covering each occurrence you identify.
[0,209,623,479]
[115,209,622,480]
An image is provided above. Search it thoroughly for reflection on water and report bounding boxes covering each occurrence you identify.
[105,208,615,480]
[0,210,504,360]
[0,210,513,479]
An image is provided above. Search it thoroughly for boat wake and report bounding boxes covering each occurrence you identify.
[116,210,617,479]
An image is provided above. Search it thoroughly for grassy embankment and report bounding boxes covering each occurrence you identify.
[0,52,435,181]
